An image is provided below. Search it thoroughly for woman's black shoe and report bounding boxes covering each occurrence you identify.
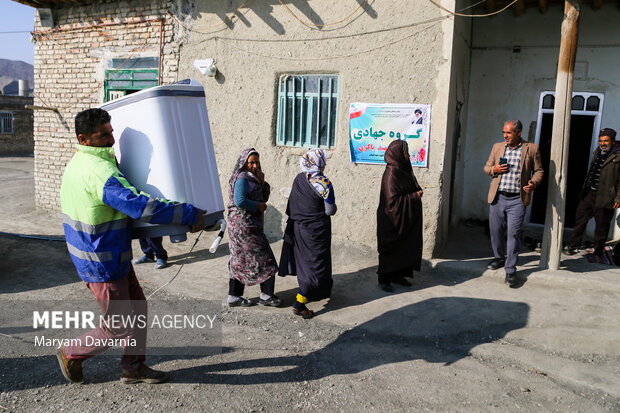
[379,282,394,292]
[393,277,412,287]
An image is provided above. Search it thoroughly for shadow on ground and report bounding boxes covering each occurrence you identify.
[0,236,76,293]
[312,259,486,315]
[0,299,528,390]
[169,296,529,385]
[436,225,620,287]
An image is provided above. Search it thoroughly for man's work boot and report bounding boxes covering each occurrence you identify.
[487,258,505,270]
[504,273,518,287]
[56,345,83,383]
[121,364,170,384]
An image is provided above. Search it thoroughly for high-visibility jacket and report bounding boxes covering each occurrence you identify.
[60,144,199,283]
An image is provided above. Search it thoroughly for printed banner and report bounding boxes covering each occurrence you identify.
[349,103,431,167]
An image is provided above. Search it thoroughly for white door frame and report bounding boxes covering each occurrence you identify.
[526,91,605,227]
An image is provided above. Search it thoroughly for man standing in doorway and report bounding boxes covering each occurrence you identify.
[484,120,544,287]
[564,128,620,256]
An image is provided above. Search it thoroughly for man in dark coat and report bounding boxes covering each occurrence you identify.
[564,128,620,256]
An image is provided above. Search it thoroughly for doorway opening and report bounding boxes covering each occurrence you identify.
[527,92,604,229]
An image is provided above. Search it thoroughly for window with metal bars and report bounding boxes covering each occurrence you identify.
[276,74,340,148]
[0,112,13,134]
[104,69,159,102]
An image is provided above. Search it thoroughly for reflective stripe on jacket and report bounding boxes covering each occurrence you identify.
[60,144,199,283]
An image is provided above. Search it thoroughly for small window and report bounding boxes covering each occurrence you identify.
[586,96,600,111]
[542,94,554,109]
[104,57,159,102]
[276,74,340,148]
[0,112,13,134]
[571,95,585,111]
[104,69,159,102]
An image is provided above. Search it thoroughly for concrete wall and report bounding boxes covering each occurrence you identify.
[455,5,620,223]
[176,0,457,255]
[30,0,461,256]
[0,95,34,154]
[445,0,472,232]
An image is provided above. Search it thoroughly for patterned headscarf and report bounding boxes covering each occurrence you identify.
[300,149,331,200]
[228,148,259,199]
[300,148,327,179]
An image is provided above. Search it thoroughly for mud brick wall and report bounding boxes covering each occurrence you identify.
[32,0,182,210]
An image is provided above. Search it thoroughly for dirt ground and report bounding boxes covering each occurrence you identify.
[1,156,620,412]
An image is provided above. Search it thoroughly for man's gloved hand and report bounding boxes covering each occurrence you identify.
[191,209,206,232]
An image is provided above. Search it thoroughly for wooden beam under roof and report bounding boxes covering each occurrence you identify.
[538,0,549,13]
[11,0,52,7]
[11,0,89,7]
[485,0,497,13]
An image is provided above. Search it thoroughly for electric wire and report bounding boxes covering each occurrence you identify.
[169,0,253,36]
[276,0,368,29]
[0,231,64,241]
[427,0,520,17]
[0,230,207,345]
[146,229,204,300]
[219,17,447,61]
[189,15,447,43]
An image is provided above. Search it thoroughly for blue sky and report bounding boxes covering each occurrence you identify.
[0,0,35,64]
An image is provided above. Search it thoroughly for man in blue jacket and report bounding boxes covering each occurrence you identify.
[56,108,204,384]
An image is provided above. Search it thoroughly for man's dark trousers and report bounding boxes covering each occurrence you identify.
[489,193,526,276]
[139,237,168,260]
[569,189,615,254]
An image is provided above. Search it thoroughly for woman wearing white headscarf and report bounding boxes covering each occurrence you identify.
[279,149,337,319]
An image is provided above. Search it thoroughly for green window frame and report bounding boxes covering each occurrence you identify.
[276,74,340,148]
[104,69,159,102]
[0,112,13,134]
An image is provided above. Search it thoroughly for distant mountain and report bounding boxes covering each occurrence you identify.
[0,59,34,94]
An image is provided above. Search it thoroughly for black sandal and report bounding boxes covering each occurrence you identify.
[228,297,254,307]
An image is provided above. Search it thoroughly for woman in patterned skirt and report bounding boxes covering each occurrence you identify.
[227,148,281,307]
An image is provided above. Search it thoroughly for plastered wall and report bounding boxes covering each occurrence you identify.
[31,0,461,257]
[456,5,620,227]
[176,0,458,255]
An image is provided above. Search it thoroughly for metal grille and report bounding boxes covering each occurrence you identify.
[0,112,13,134]
[104,69,159,102]
[276,74,340,148]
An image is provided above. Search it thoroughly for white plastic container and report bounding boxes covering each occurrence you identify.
[100,79,225,242]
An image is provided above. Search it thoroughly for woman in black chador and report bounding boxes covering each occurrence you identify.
[376,139,423,292]
[279,149,337,319]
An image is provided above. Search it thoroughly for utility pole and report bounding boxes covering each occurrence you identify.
[540,0,581,269]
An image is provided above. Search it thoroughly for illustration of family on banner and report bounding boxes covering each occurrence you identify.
[349,103,431,167]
